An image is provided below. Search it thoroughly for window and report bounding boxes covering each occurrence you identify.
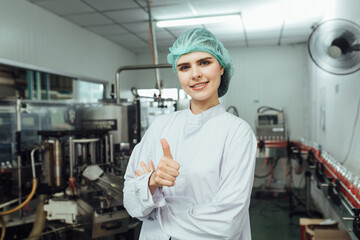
[137,88,190,100]
[74,80,104,103]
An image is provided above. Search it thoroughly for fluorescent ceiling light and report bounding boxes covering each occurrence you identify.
[156,14,241,28]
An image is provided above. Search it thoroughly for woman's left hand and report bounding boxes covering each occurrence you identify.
[135,160,155,177]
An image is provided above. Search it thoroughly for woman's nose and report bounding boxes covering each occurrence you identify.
[191,66,201,80]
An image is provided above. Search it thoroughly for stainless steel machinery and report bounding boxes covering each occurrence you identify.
[0,64,175,239]
[255,106,286,141]
[0,99,140,239]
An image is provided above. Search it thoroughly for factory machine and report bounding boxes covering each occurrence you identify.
[0,98,141,239]
[255,106,286,142]
[255,106,287,160]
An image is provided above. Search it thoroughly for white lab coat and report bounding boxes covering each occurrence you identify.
[123,104,257,240]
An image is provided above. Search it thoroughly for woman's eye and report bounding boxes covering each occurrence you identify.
[179,66,189,71]
[200,61,210,66]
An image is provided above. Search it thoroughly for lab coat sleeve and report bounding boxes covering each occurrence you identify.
[162,123,257,239]
[123,120,166,220]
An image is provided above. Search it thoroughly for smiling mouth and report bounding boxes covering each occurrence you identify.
[191,82,209,88]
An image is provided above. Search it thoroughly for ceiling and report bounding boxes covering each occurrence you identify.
[26,0,325,54]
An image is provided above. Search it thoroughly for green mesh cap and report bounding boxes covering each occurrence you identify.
[167,28,234,98]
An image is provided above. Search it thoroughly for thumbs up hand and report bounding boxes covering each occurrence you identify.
[149,138,180,194]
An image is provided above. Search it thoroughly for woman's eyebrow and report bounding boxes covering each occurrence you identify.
[197,57,213,62]
[177,57,213,67]
[176,62,189,68]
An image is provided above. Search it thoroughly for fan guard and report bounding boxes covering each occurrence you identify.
[308,19,360,75]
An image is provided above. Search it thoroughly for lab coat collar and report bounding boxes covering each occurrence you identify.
[186,103,226,127]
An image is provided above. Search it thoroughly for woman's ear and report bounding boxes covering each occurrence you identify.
[220,66,224,76]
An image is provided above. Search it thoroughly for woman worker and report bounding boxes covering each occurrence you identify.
[123,28,257,240]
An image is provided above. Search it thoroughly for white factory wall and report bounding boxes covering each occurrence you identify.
[133,52,180,90]
[308,0,360,177]
[223,44,308,138]
[308,0,360,227]
[0,0,137,99]
[223,45,308,189]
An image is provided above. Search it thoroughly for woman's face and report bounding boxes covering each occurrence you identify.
[176,51,224,106]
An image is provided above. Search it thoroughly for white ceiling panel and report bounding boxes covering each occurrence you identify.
[140,0,214,7]
[107,33,148,48]
[204,23,244,35]
[85,24,128,35]
[282,25,312,38]
[157,46,171,52]
[191,0,241,16]
[127,44,172,53]
[165,25,205,38]
[247,37,279,47]
[137,30,174,41]
[65,13,113,26]
[280,35,308,45]
[246,29,281,41]
[123,22,151,33]
[35,0,94,16]
[84,0,140,11]
[215,32,246,44]
[283,21,316,37]
[26,0,325,53]
[156,39,175,48]
[151,4,194,20]
[105,9,148,23]
[136,0,179,7]
[128,46,152,54]
[222,40,247,48]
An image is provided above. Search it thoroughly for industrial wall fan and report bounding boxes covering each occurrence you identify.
[308,19,360,75]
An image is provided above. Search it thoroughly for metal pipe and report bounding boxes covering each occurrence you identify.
[90,142,95,164]
[45,73,50,100]
[105,135,109,165]
[98,137,103,165]
[53,139,62,186]
[0,199,20,209]
[15,99,22,216]
[240,13,249,48]
[109,134,114,173]
[0,179,37,217]
[35,72,41,100]
[69,137,74,181]
[147,0,161,95]
[30,147,42,179]
[26,70,34,100]
[305,171,311,214]
[81,143,87,165]
[8,146,40,219]
[277,20,285,46]
[72,138,99,143]
[43,140,53,186]
[115,64,172,104]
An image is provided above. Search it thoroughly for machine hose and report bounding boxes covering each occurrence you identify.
[28,194,47,240]
[0,179,37,216]
[0,147,40,239]
[0,216,5,240]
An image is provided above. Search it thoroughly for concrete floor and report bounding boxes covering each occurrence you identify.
[250,189,312,240]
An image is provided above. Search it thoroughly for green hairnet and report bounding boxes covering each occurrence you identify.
[167,28,234,98]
